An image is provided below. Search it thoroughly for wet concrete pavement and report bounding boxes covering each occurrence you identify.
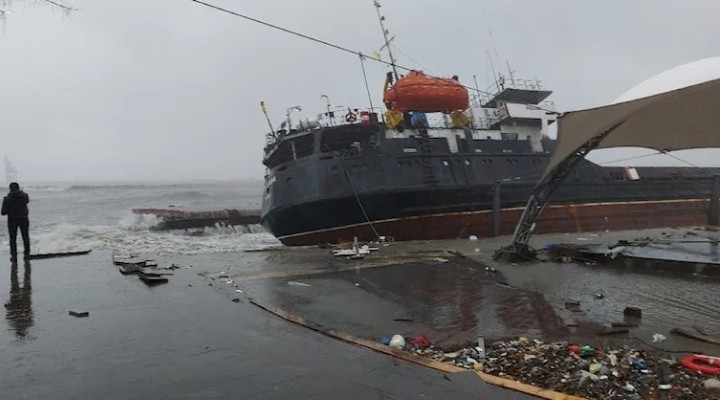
[215,228,720,358]
[0,250,534,400]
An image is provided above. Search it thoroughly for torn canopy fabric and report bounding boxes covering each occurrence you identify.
[546,78,720,174]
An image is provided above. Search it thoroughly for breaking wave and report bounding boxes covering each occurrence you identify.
[30,213,280,258]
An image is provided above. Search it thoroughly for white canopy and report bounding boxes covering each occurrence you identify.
[548,77,720,173]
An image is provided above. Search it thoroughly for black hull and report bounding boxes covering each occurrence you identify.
[261,123,720,245]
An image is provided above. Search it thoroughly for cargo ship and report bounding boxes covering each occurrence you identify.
[259,4,719,246]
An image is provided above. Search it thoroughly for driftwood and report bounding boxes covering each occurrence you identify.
[28,250,92,260]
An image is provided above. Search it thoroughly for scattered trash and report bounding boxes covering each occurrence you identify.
[392,318,413,322]
[226,280,233,284]
[235,289,244,294]
[388,334,405,349]
[231,298,241,303]
[468,235,478,241]
[332,236,378,259]
[433,257,450,263]
[405,337,714,399]
[652,333,667,343]
[408,335,431,349]
[380,337,391,346]
[594,290,605,299]
[69,310,89,318]
[623,306,642,318]
[287,281,311,287]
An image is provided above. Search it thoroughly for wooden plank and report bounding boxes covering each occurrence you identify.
[29,250,92,260]
[477,372,588,400]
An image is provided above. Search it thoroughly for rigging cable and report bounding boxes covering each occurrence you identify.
[341,154,382,241]
[390,43,434,75]
[185,0,556,111]
[358,53,375,111]
[321,144,382,241]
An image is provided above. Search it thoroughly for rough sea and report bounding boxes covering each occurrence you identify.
[0,181,278,260]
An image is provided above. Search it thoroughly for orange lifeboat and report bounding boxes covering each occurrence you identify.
[383,71,469,113]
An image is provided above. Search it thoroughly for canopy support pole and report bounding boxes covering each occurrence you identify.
[495,125,621,262]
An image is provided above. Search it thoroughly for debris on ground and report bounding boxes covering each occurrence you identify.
[331,237,380,259]
[565,301,582,313]
[396,336,720,399]
[652,333,667,343]
[138,272,169,286]
[287,281,311,287]
[114,256,173,286]
[624,307,643,318]
[68,310,89,318]
[389,334,405,349]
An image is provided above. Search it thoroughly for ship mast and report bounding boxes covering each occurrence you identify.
[373,0,399,81]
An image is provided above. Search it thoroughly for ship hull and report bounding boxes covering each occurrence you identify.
[260,123,719,246]
[271,198,710,246]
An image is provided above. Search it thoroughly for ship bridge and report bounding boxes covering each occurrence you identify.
[479,77,553,108]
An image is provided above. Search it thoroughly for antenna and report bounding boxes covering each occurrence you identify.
[373,0,399,80]
[486,49,501,92]
[506,60,516,87]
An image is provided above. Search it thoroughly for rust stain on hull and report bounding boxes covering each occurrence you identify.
[279,199,710,246]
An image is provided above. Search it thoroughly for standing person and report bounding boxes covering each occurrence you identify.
[1,183,30,261]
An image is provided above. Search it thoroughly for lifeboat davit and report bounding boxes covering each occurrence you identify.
[383,71,469,113]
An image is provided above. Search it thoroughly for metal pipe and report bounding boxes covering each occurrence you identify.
[492,180,501,237]
[709,174,720,226]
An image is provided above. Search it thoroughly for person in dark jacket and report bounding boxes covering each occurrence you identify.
[1,183,30,260]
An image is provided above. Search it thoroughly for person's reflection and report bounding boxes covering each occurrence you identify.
[5,260,33,339]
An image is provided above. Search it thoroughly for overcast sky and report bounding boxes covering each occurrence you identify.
[1,0,719,182]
